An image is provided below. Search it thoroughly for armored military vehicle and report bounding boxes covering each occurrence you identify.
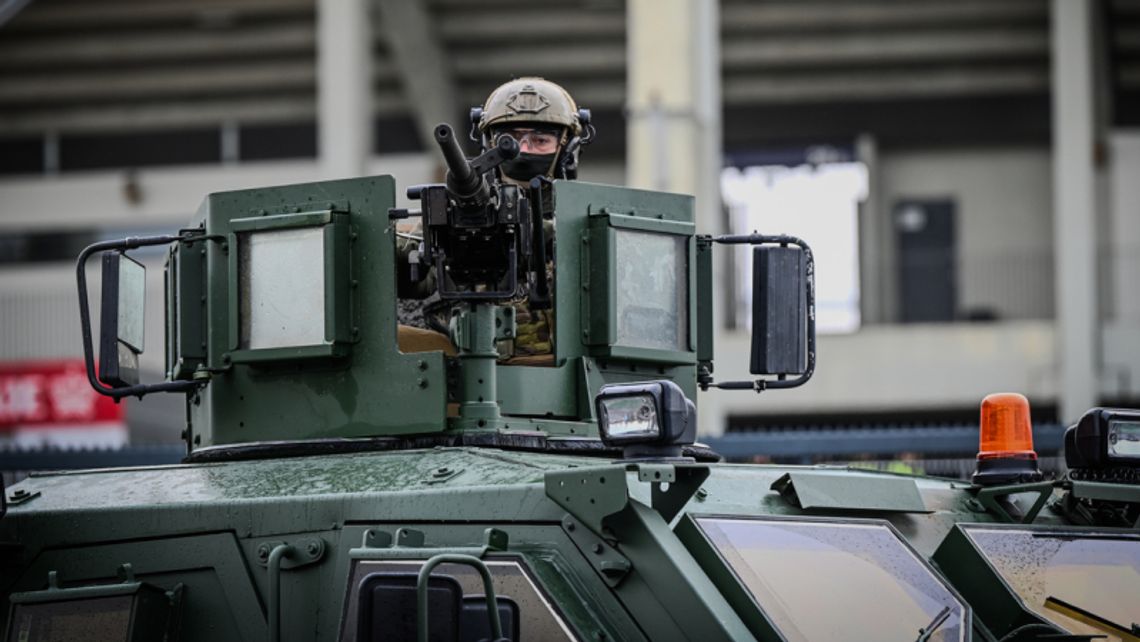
[2,125,1139,642]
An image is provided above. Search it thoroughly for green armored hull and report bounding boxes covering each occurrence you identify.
[5,448,1139,641]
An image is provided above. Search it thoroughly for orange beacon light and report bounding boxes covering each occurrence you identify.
[971,393,1044,486]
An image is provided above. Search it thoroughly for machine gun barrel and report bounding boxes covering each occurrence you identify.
[435,123,484,202]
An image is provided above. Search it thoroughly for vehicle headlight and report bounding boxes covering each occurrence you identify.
[1065,407,1140,469]
[595,380,696,458]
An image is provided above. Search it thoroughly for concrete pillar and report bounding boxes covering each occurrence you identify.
[317,0,373,179]
[627,0,720,204]
[627,0,725,435]
[856,134,886,325]
[1051,0,1099,422]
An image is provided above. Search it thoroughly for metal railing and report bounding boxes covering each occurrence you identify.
[703,421,1067,474]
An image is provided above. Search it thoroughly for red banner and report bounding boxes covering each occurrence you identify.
[0,360,124,429]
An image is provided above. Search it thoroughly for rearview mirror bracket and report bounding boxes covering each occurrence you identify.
[698,233,816,393]
[77,234,206,400]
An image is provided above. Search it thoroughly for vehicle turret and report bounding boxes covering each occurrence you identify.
[74,121,814,456]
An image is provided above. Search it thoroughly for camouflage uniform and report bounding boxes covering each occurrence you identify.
[505,256,555,357]
[394,223,437,329]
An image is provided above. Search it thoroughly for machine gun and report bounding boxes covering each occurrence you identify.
[393,123,551,308]
[388,122,557,426]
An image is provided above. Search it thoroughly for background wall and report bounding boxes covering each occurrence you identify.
[878,147,1054,321]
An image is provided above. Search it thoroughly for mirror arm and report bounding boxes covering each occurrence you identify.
[702,233,817,393]
[77,234,207,400]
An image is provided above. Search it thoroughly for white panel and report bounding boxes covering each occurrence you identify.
[240,227,326,350]
[614,229,687,352]
[116,256,146,352]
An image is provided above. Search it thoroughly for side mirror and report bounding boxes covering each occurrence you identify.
[698,234,816,392]
[98,252,146,388]
[751,245,807,376]
[77,235,202,399]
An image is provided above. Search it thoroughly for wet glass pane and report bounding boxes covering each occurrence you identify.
[695,517,967,642]
[614,229,687,351]
[239,227,326,350]
[965,527,1140,641]
[600,394,659,439]
[8,596,133,642]
[1108,420,1140,457]
[117,255,146,352]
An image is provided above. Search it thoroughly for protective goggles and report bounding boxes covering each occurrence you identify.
[495,127,562,154]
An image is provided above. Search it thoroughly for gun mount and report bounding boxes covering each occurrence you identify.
[396,123,544,302]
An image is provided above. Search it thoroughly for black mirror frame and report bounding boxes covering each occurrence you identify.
[98,252,145,388]
[77,235,204,400]
[699,233,816,393]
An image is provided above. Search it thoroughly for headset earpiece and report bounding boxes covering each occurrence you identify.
[468,107,483,143]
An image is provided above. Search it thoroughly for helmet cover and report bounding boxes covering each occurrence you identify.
[478,77,581,137]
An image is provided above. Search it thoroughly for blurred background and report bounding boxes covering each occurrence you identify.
[0,0,1136,480]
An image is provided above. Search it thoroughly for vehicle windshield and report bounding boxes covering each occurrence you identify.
[963,526,1140,641]
[693,517,967,642]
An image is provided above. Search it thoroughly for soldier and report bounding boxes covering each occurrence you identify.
[398,78,593,361]
[473,77,592,187]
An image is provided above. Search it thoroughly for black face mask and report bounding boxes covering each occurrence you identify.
[502,152,556,182]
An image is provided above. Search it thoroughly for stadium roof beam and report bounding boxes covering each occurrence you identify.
[0,0,33,29]
[375,0,458,153]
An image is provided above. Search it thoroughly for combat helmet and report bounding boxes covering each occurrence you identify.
[470,77,594,180]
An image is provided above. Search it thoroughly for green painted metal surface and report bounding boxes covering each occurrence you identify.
[770,469,929,513]
[3,448,1139,641]
[190,176,447,446]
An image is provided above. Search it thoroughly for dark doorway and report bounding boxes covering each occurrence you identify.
[895,199,957,323]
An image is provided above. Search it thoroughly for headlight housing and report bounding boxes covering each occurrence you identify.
[1065,407,1140,469]
[595,380,696,458]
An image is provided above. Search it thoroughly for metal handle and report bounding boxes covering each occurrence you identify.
[416,553,504,642]
[266,543,293,642]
